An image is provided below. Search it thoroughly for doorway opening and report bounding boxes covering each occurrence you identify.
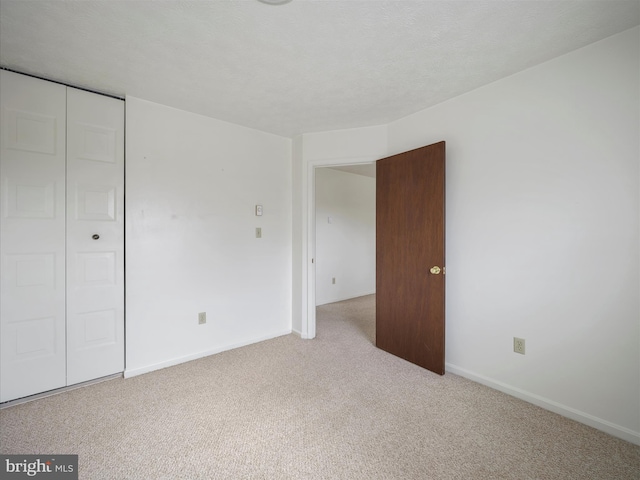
[305,158,377,339]
[313,164,377,340]
[305,142,446,376]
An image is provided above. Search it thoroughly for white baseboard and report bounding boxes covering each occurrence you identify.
[446,363,640,446]
[291,328,312,339]
[316,291,376,306]
[1,373,122,408]
[124,329,292,379]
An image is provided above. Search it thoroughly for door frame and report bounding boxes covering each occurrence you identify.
[303,155,378,339]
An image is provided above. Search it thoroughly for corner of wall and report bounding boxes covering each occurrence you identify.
[291,136,304,335]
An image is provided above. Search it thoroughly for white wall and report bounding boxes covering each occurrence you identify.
[387,27,639,443]
[125,97,292,377]
[315,168,375,305]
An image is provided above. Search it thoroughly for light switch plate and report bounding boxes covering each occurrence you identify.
[255,205,263,216]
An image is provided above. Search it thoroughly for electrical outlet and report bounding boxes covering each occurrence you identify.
[256,227,262,238]
[198,312,206,325]
[514,337,525,355]
[332,277,336,284]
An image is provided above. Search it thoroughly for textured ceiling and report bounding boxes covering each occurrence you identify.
[1,1,638,138]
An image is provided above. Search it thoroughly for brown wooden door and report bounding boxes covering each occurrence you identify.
[376,141,445,375]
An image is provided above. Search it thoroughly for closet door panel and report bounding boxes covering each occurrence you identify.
[66,88,124,385]
[0,71,67,402]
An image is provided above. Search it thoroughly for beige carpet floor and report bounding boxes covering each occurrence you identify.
[1,295,638,479]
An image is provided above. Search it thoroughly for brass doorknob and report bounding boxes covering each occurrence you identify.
[430,266,441,275]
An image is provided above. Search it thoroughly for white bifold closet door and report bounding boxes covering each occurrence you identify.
[0,71,124,402]
[0,72,67,401]
[66,87,124,385]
